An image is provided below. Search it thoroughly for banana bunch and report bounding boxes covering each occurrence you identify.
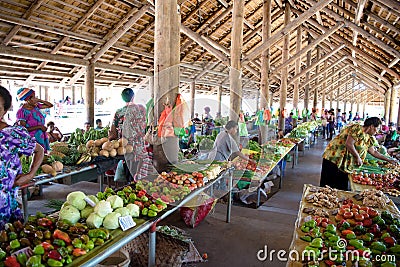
[76,153,92,165]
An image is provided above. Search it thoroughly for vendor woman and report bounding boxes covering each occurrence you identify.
[320,117,397,190]
[208,120,255,163]
[0,86,44,229]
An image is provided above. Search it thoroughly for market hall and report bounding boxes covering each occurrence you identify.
[0,0,400,266]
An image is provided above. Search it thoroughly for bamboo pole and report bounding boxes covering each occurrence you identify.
[85,63,95,126]
[313,46,321,110]
[217,85,222,117]
[322,91,326,111]
[279,2,290,130]
[384,90,390,124]
[336,72,341,113]
[71,85,75,105]
[303,35,312,121]
[229,0,244,123]
[260,0,271,143]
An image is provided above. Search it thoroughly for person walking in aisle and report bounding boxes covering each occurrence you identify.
[320,117,397,190]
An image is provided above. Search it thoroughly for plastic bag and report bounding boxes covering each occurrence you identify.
[158,105,175,137]
[180,193,217,228]
[114,160,127,182]
[173,94,190,129]
[239,122,248,137]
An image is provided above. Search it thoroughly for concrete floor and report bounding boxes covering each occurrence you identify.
[27,137,329,267]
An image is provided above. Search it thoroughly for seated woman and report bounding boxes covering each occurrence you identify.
[384,122,398,148]
[47,121,63,143]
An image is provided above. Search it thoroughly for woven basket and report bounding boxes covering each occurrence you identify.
[123,232,190,267]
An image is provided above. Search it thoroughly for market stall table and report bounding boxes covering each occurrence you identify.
[69,167,234,267]
[287,184,400,267]
[20,164,97,221]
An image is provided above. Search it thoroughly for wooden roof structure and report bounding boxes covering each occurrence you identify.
[0,0,399,104]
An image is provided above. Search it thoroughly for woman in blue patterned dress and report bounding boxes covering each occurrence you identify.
[16,88,53,152]
[0,86,44,229]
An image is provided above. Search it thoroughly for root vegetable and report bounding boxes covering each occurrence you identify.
[94,139,103,147]
[41,164,57,176]
[51,161,63,172]
[119,138,128,147]
[99,150,109,157]
[109,149,117,157]
[125,145,133,153]
[86,140,95,148]
[117,147,126,156]
[102,141,114,151]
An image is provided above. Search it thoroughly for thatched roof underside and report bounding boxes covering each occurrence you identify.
[0,0,399,104]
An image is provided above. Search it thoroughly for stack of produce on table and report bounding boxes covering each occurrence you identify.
[0,212,111,267]
[232,158,271,178]
[291,185,400,267]
[289,121,318,138]
[262,141,291,161]
[351,162,400,196]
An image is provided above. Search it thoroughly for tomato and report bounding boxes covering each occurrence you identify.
[354,214,365,221]
[335,214,344,222]
[341,229,355,236]
[370,173,376,179]
[352,204,360,210]
[338,209,346,216]
[342,204,352,209]
[368,209,379,218]
[343,212,354,219]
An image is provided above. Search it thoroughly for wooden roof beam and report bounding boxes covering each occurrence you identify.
[2,0,46,46]
[373,0,400,18]
[352,0,368,60]
[322,1,400,60]
[347,57,392,88]
[271,22,344,76]
[288,43,345,84]
[241,0,333,64]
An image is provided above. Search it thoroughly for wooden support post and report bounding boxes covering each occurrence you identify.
[279,2,290,130]
[384,90,390,124]
[313,46,321,110]
[85,63,95,126]
[190,81,195,118]
[390,86,397,124]
[153,0,180,171]
[44,86,48,102]
[303,35,312,121]
[149,76,154,99]
[329,90,333,111]
[260,0,272,143]
[336,73,341,112]
[229,0,244,123]
[217,85,222,116]
[293,26,301,110]
[321,91,326,111]
[71,85,75,105]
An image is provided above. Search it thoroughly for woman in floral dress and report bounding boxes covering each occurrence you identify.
[16,88,53,152]
[0,86,44,229]
[320,117,397,190]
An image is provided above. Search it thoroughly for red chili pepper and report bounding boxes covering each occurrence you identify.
[137,190,146,198]
[4,256,21,267]
[48,249,62,261]
[72,248,87,257]
[37,218,53,227]
[41,241,54,251]
[134,201,144,210]
[53,229,71,244]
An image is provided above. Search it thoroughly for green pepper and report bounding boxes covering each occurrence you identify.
[323,231,335,239]
[339,221,350,231]
[88,229,108,240]
[147,210,157,217]
[309,227,321,238]
[149,204,160,212]
[349,239,364,249]
[33,245,44,255]
[16,253,27,267]
[86,240,94,250]
[155,198,167,209]
[354,225,367,234]
[389,225,400,238]
[0,248,6,261]
[80,235,89,244]
[301,225,310,233]
[10,239,21,249]
[64,255,72,264]
[325,224,336,234]
[26,255,42,267]
[72,238,82,248]
[141,195,148,202]
[94,238,104,246]
[389,244,400,253]
[360,233,374,242]
[46,259,63,267]
[8,232,17,241]
[52,239,65,248]
[310,238,323,248]
[346,233,357,240]
[0,230,8,242]
[303,246,321,258]
[300,236,312,242]
[328,235,340,244]
[370,241,386,252]
[57,247,69,258]
[142,207,148,216]
[43,230,51,240]
[304,220,317,229]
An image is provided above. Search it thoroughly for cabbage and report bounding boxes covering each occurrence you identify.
[81,206,94,219]
[67,191,87,210]
[126,204,140,217]
[94,200,113,218]
[114,207,130,217]
[59,205,80,224]
[106,195,124,209]
[86,213,103,229]
[103,212,121,230]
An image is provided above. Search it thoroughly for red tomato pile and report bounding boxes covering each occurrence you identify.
[351,172,398,190]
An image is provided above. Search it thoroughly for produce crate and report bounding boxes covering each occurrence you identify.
[123,231,190,267]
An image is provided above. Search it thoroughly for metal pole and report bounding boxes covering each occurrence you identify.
[226,170,233,223]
